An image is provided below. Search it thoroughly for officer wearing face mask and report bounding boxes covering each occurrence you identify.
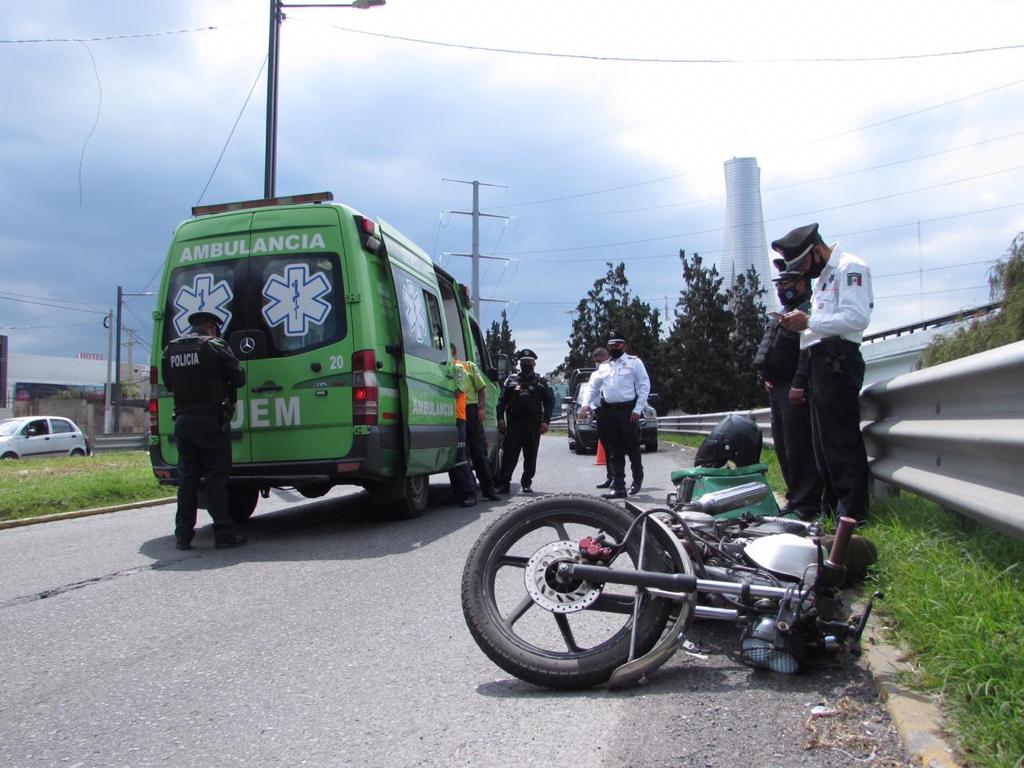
[775,222,874,522]
[754,270,823,520]
[495,349,555,495]
[578,332,651,499]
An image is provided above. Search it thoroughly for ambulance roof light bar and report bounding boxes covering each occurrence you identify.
[192,191,333,218]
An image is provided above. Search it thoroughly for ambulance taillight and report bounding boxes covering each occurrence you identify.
[354,216,382,254]
[352,349,379,425]
[149,366,159,435]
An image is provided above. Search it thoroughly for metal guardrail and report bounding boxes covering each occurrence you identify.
[657,339,1024,539]
[658,409,774,449]
[92,433,149,453]
[861,339,1024,539]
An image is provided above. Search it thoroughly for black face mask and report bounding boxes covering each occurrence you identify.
[776,285,807,307]
[519,361,535,374]
[608,347,624,359]
[805,246,828,279]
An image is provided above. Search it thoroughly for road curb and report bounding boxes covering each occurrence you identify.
[856,604,961,767]
[0,497,174,531]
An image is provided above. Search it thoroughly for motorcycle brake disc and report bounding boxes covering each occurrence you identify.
[524,540,602,614]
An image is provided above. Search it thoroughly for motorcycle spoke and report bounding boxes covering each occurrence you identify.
[497,554,529,569]
[502,593,536,630]
[548,522,571,541]
[554,613,582,653]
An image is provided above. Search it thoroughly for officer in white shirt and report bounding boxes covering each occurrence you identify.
[776,222,873,522]
[579,331,651,499]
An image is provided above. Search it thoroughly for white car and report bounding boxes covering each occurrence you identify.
[0,416,91,459]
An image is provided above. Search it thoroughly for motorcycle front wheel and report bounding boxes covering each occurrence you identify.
[461,494,676,689]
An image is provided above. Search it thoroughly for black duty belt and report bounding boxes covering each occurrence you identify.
[808,337,859,357]
[601,399,637,410]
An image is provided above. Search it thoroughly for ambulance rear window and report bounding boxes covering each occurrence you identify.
[164,253,346,358]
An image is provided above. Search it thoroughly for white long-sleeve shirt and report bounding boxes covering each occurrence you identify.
[584,354,651,416]
[801,244,874,349]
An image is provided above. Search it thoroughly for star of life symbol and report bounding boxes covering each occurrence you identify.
[172,273,234,337]
[401,278,428,343]
[262,264,332,337]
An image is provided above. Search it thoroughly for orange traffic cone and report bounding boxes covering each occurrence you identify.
[595,440,607,466]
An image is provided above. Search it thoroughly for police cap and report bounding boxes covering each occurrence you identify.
[188,311,223,329]
[771,223,821,270]
[607,330,626,344]
[517,348,537,361]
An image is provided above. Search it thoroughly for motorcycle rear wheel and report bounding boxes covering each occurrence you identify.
[461,494,676,689]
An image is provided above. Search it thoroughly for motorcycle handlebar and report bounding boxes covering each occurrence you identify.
[826,516,858,568]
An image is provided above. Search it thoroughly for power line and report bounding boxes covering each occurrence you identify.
[515,127,1024,222]
[0,295,107,314]
[196,54,269,205]
[0,22,256,45]
[295,19,1024,65]
[492,76,1024,210]
[498,164,1024,257]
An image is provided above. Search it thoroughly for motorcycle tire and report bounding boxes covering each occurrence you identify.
[461,494,675,690]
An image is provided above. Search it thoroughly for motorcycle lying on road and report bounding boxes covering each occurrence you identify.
[461,483,881,690]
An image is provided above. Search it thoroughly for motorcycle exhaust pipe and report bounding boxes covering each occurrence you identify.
[684,482,769,516]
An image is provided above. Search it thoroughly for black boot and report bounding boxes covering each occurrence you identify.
[595,479,613,489]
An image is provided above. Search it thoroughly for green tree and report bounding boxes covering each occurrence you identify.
[560,263,662,386]
[662,251,735,413]
[484,309,516,365]
[727,266,770,408]
[922,233,1024,366]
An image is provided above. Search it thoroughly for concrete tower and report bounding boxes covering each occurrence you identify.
[722,157,774,308]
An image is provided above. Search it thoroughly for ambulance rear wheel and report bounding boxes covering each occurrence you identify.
[229,488,259,523]
[393,474,429,519]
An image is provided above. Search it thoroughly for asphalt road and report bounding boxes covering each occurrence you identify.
[0,436,909,767]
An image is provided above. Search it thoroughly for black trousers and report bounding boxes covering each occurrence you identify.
[499,417,541,487]
[807,341,870,521]
[597,403,643,491]
[174,412,236,543]
[465,405,495,492]
[448,418,477,501]
[769,380,823,517]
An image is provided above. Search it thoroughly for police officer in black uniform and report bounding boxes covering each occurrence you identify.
[755,271,823,519]
[161,311,247,550]
[495,349,554,495]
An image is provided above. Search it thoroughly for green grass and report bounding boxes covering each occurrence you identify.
[860,496,1024,768]
[0,452,174,521]
[665,431,1023,766]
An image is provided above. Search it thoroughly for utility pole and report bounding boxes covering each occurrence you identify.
[444,179,510,319]
[264,0,386,199]
[114,286,124,432]
[113,288,155,433]
[104,309,114,433]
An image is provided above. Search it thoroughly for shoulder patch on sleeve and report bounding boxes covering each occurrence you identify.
[847,272,863,286]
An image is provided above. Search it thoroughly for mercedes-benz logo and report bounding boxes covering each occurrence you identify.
[239,336,256,355]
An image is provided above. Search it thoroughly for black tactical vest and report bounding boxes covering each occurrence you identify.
[161,335,228,414]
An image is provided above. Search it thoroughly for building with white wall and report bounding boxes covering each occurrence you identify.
[721,157,775,308]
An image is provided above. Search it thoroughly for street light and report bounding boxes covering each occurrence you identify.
[264,0,386,198]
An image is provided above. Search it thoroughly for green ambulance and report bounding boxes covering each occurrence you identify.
[148,191,506,521]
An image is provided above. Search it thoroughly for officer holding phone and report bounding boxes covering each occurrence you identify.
[774,223,874,522]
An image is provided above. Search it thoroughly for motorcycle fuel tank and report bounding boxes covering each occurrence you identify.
[743,533,824,580]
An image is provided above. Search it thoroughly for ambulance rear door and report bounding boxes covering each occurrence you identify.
[240,205,354,464]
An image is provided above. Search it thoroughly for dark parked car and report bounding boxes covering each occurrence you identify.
[564,368,658,454]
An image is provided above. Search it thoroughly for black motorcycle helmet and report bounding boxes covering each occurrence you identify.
[694,414,763,468]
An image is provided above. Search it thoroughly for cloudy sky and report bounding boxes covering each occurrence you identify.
[2,0,1023,370]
